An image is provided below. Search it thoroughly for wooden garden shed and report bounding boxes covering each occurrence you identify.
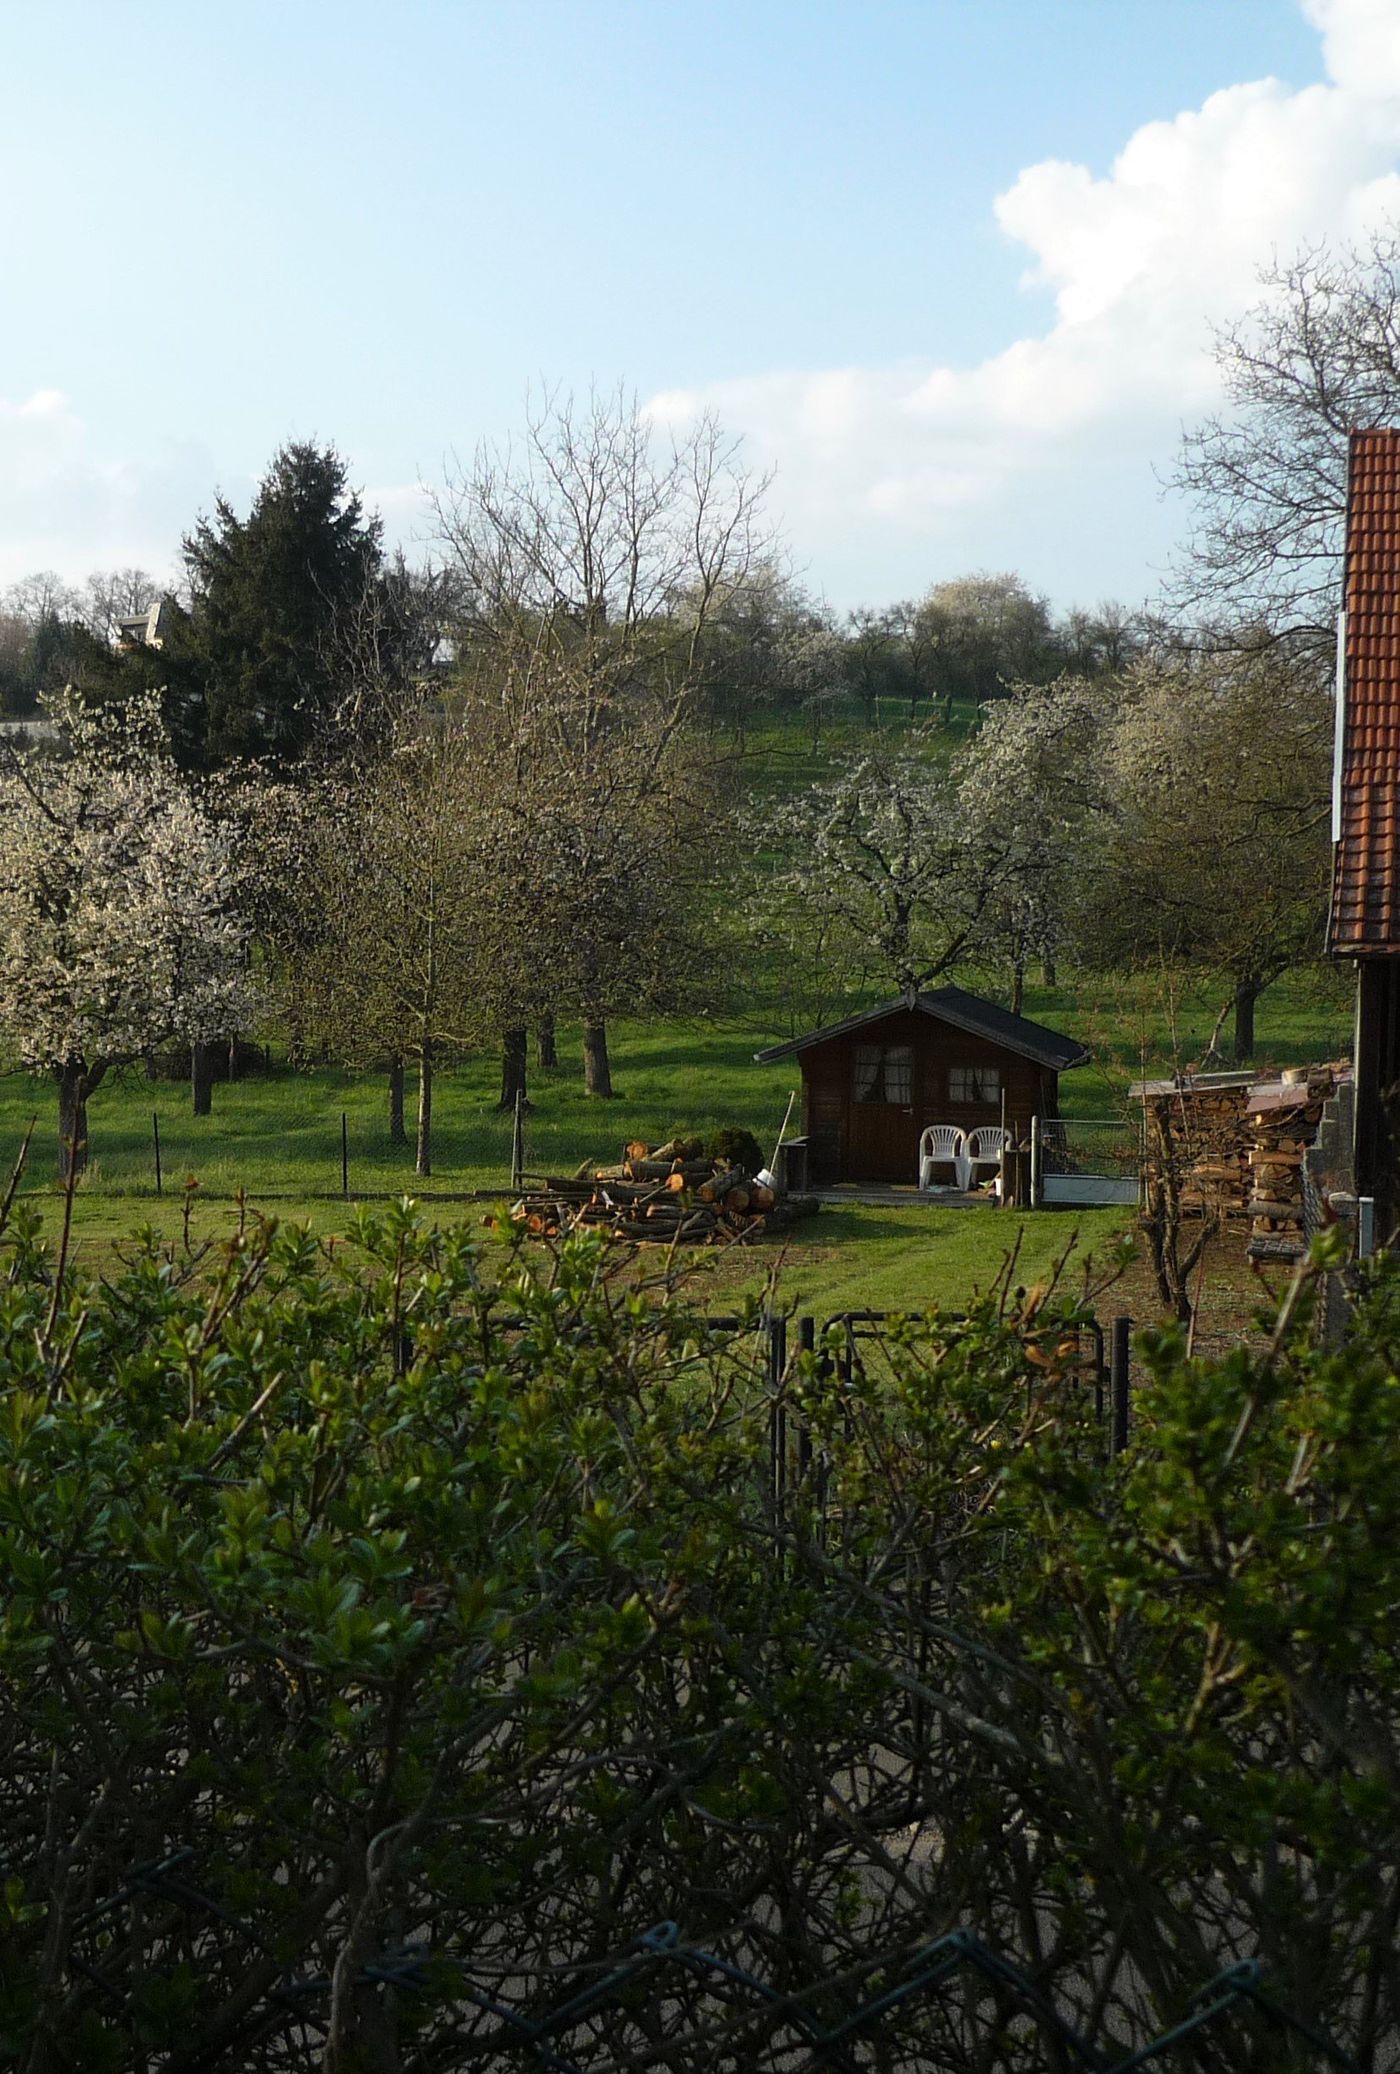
[754,986,1090,1188]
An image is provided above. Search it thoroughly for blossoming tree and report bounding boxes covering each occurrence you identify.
[0,691,251,1176]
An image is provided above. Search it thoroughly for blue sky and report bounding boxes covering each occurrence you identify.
[0,0,1390,610]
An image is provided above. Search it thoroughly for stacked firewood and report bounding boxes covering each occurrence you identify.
[1166,1088,1252,1216]
[1140,1065,1346,1235]
[511,1139,814,1245]
[1245,1073,1335,1261]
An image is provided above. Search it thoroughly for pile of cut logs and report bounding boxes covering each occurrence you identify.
[1146,1085,1252,1216]
[1139,1064,1347,1261]
[1245,1073,1334,1262]
[510,1139,814,1245]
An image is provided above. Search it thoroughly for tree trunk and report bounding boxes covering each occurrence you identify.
[498,1028,528,1111]
[1041,952,1057,988]
[388,1057,407,1148]
[416,1044,433,1178]
[57,1064,90,1181]
[582,1018,614,1099]
[192,1040,215,1117]
[1233,979,1261,1062]
[536,1016,558,1071]
[1011,959,1025,1018]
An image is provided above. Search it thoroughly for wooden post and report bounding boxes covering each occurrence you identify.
[341,1112,349,1200]
[152,1112,162,1197]
[511,1088,525,1191]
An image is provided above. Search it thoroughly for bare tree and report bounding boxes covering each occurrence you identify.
[1172,224,1400,647]
[454,688,726,1107]
[314,551,454,768]
[430,384,766,1097]
[79,566,162,642]
[0,571,84,625]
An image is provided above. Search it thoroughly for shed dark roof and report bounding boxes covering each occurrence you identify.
[753,986,1090,1072]
[1329,427,1400,955]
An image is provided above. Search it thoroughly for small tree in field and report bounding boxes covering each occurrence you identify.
[774,732,994,999]
[1091,644,1331,1059]
[954,676,1116,1007]
[0,692,251,1176]
[290,731,489,1177]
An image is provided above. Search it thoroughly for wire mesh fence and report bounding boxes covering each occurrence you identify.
[1034,1116,1143,1206]
[68,1849,1364,2072]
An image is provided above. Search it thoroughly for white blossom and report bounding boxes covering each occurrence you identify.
[0,689,254,1081]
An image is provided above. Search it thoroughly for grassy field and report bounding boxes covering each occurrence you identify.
[11,1187,1131,1321]
[0,961,1351,1315]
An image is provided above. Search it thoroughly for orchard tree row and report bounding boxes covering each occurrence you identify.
[0,396,761,1177]
[768,639,1332,1061]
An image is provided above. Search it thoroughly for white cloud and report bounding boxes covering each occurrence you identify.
[0,394,430,592]
[0,389,225,591]
[1304,0,1400,99]
[647,0,1400,608]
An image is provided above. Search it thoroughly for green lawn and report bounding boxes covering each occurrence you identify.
[2,1183,1131,1322]
[0,1024,802,1201]
[680,1200,1131,1316]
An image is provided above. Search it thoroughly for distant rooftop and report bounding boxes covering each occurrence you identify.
[754,985,1091,1073]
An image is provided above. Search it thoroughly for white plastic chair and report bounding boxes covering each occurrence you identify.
[965,1125,1010,1194]
[919,1124,968,1192]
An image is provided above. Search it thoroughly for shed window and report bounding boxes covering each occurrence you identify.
[852,1043,913,1105]
[950,1064,1000,1105]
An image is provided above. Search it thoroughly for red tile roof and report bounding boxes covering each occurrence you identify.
[1329,428,1400,956]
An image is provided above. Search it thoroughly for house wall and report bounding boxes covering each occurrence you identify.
[798,1008,1058,1185]
[1354,958,1400,1226]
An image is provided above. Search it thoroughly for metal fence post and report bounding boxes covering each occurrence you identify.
[152,1111,162,1197]
[767,1313,788,1537]
[1110,1315,1131,1455]
[341,1112,349,1200]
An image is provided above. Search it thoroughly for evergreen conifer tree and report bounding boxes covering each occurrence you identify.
[164,440,384,770]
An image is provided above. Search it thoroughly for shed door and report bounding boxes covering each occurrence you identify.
[849,1043,917,1183]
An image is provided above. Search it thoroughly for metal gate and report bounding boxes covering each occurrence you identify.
[1031,1115,1142,1207]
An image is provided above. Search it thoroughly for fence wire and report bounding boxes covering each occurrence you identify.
[67,1851,1363,2072]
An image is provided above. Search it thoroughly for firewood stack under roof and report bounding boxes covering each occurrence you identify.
[1133,1064,1350,1261]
